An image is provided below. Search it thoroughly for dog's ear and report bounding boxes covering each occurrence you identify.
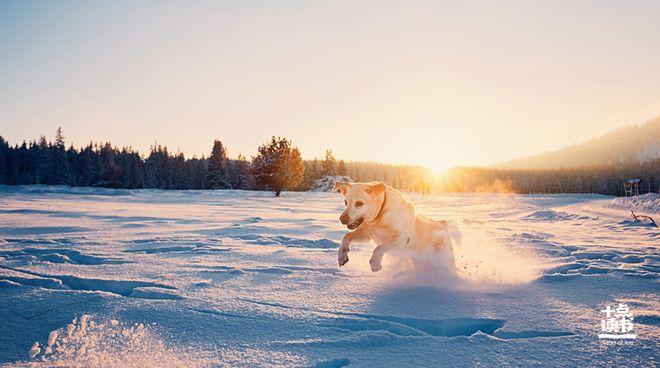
[365,182,386,196]
[333,181,351,195]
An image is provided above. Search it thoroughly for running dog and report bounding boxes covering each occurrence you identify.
[333,181,455,272]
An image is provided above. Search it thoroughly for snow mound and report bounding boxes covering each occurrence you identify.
[522,209,595,222]
[610,193,660,213]
[309,176,351,192]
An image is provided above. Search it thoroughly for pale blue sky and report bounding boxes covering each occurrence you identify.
[1,0,660,170]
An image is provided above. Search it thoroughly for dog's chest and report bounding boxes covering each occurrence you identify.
[365,225,399,245]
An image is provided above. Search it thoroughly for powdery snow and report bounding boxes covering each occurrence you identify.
[0,186,657,367]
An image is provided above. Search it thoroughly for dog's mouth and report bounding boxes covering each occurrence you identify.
[347,218,364,230]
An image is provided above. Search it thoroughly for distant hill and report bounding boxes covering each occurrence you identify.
[494,117,660,170]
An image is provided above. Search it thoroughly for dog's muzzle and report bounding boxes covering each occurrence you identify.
[340,213,363,230]
[347,218,364,230]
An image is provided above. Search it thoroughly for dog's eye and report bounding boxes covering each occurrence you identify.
[355,201,364,208]
[344,200,347,206]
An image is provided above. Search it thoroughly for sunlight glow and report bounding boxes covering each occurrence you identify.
[427,165,451,179]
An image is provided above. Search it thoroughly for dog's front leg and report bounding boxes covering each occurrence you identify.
[338,227,370,267]
[369,238,406,272]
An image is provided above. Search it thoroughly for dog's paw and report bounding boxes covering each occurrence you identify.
[369,257,382,272]
[338,252,349,267]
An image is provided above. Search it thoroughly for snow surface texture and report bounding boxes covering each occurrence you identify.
[610,193,660,214]
[0,185,657,367]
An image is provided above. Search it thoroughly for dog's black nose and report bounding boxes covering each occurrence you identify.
[340,213,349,225]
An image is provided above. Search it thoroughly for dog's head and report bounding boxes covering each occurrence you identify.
[333,181,387,230]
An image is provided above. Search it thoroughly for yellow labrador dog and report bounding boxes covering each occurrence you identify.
[333,181,455,272]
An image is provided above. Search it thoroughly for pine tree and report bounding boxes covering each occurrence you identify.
[207,140,230,189]
[132,150,145,188]
[35,136,49,183]
[299,158,321,190]
[337,160,347,176]
[55,127,64,147]
[321,149,337,177]
[228,154,252,189]
[50,127,71,185]
[170,151,187,189]
[78,143,97,186]
[145,144,170,189]
[97,142,121,187]
[14,142,33,185]
[0,136,9,184]
[66,145,79,186]
[118,147,144,189]
[186,156,208,189]
[251,136,304,196]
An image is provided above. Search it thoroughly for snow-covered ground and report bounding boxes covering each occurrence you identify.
[0,186,657,367]
[610,193,660,214]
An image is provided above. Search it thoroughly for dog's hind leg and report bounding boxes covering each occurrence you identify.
[338,227,371,267]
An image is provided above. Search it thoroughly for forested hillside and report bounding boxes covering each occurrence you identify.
[437,162,660,195]
[495,117,660,169]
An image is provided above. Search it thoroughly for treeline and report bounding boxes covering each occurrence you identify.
[0,129,302,194]
[0,128,429,194]
[0,129,237,190]
[4,128,655,196]
[299,151,429,191]
[438,162,660,195]
[343,161,429,192]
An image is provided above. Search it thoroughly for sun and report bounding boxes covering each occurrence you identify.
[426,163,451,178]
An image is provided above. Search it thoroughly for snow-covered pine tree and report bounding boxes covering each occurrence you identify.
[251,136,304,196]
[207,140,230,189]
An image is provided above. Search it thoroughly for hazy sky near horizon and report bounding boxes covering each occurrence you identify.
[1,1,660,170]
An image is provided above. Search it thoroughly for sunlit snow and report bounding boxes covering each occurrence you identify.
[0,186,657,367]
